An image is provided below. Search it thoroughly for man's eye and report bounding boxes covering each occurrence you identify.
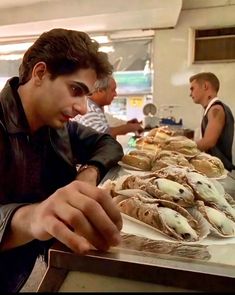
[71,85,85,97]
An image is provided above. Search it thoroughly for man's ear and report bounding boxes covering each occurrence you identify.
[204,81,210,90]
[32,62,47,85]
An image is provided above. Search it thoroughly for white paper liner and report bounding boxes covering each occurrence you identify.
[191,207,235,238]
[187,208,210,240]
[121,205,210,244]
[122,213,179,243]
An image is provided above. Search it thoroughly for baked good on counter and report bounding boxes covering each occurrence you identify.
[157,136,200,157]
[115,195,200,242]
[147,126,174,142]
[151,150,193,171]
[107,169,235,241]
[189,152,225,178]
[135,126,175,151]
[135,137,161,152]
[121,153,152,170]
[128,149,156,158]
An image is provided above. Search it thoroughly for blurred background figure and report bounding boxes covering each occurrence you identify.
[74,75,143,139]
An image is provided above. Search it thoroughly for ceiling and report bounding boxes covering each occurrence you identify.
[0,0,182,38]
[0,0,54,9]
[0,0,234,9]
[0,0,234,39]
[182,0,235,9]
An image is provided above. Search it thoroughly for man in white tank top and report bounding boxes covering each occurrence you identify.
[189,72,234,171]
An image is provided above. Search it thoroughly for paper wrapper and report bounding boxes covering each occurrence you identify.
[189,207,235,239]
[121,205,210,245]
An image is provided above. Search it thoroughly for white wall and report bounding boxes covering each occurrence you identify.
[153,5,235,130]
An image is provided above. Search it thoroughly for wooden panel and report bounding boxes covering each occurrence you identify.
[195,37,235,61]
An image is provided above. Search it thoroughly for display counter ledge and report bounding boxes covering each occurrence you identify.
[37,234,235,292]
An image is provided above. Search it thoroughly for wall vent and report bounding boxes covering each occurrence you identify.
[191,27,235,63]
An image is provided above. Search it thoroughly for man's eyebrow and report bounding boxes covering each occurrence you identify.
[72,81,90,93]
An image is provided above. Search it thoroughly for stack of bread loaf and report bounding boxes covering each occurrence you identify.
[136,126,200,157]
[121,126,226,178]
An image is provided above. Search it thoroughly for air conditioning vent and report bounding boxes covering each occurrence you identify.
[192,27,235,63]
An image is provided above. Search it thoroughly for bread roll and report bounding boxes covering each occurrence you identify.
[158,136,199,156]
[147,126,173,143]
[121,154,151,170]
[129,149,156,160]
[147,126,175,137]
[136,137,160,152]
[151,150,193,171]
[190,153,225,178]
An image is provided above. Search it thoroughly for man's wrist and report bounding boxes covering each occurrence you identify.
[77,164,101,184]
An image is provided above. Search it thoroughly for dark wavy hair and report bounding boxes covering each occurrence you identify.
[19,28,113,84]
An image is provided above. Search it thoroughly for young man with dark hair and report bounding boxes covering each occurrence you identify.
[0,28,123,292]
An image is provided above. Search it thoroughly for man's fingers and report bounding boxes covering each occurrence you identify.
[73,181,123,232]
[54,204,110,251]
[45,215,92,254]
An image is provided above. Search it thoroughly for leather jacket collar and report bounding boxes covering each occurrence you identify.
[0,77,74,166]
[0,77,29,134]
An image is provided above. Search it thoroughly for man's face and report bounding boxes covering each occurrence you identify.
[34,67,97,129]
[189,79,205,104]
[105,78,117,105]
[96,78,117,107]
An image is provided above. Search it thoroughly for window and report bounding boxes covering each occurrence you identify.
[191,26,235,63]
[104,37,154,121]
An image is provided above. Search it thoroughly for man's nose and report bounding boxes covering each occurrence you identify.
[73,97,88,115]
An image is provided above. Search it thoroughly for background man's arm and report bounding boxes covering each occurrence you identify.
[196,105,225,151]
[110,122,143,138]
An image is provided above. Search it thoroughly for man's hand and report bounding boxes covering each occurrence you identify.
[127,118,139,124]
[3,181,122,254]
[30,180,122,253]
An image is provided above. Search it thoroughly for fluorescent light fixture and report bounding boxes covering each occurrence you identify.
[0,42,33,54]
[92,35,110,44]
[109,29,154,40]
[99,45,114,53]
[0,53,23,60]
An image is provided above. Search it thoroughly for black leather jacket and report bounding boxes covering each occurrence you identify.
[0,77,123,292]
